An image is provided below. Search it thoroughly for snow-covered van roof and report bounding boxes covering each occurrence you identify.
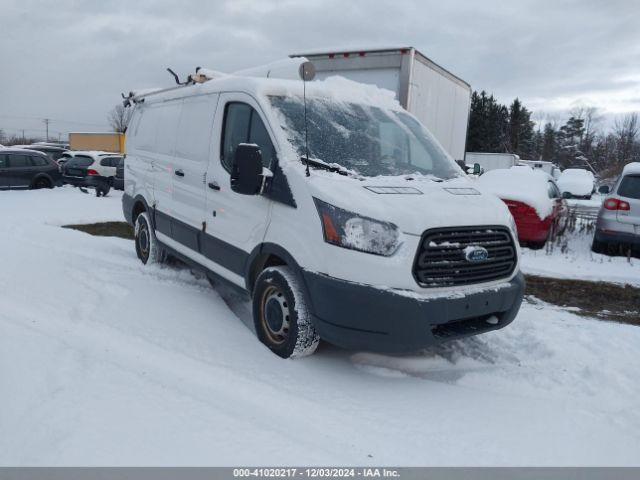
[133,75,402,111]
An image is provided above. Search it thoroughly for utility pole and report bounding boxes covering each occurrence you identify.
[43,118,50,141]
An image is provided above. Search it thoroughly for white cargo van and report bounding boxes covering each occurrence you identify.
[122,64,524,358]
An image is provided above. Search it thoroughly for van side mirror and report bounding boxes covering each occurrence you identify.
[598,185,610,195]
[231,144,263,195]
[562,191,571,199]
[473,163,482,175]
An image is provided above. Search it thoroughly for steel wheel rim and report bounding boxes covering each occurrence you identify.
[260,285,290,345]
[138,224,149,258]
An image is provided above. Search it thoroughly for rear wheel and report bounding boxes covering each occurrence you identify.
[134,212,164,265]
[252,266,320,359]
[32,177,51,189]
[591,238,607,254]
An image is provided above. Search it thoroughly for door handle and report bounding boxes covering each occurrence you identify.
[174,169,185,177]
[208,181,221,191]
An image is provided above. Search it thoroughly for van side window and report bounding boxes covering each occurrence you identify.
[134,105,161,152]
[221,102,274,173]
[175,96,215,163]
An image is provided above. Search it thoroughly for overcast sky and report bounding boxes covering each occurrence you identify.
[1,0,639,140]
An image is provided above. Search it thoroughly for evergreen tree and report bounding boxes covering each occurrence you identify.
[541,123,557,161]
[467,90,509,153]
[507,98,535,157]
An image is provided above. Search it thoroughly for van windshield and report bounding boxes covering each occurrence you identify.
[269,95,462,179]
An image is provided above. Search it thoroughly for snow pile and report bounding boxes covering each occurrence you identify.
[1,188,640,465]
[557,169,595,197]
[475,167,554,219]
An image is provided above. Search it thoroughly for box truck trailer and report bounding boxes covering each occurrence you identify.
[69,132,125,153]
[291,47,471,162]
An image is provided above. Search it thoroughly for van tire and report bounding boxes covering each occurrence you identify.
[135,212,164,265]
[252,266,320,359]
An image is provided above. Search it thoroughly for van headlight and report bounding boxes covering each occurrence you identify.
[313,198,400,256]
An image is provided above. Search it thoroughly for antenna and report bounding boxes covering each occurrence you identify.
[298,61,316,177]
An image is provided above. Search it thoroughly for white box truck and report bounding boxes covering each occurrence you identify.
[291,47,471,162]
[465,152,521,173]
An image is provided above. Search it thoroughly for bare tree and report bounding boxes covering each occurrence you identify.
[614,113,638,167]
[108,104,133,133]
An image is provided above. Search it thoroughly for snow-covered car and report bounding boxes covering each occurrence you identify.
[593,162,640,255]
[121,64,524,358]
[62,151,121,197]
[476,167,569,249]
[557,168,596,199]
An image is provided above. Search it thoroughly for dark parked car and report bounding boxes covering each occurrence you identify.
[20,145,69,164]
[0,149,62,190]
[113,157,124,190]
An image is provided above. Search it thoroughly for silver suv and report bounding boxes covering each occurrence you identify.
[592,162,640,255]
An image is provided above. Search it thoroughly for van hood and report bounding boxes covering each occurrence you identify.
[308,174,512,235]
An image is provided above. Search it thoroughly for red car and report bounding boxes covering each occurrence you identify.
[477,167,569,249]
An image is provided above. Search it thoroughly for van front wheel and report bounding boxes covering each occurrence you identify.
[252,267,320,359]
[134,212,164,265]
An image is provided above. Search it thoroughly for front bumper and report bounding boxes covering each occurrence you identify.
[302,270,525,353]
[594,228,640,246]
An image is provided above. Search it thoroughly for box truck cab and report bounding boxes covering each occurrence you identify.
[122,70,524,358]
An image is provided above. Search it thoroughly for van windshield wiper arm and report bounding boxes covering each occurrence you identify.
[301,157,349,176]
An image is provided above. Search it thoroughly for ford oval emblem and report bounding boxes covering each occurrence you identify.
[465,246,489,263]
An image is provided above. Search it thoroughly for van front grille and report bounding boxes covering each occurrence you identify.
[413,226,517,288]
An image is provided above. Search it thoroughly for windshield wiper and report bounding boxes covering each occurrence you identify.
[301,157,349,176]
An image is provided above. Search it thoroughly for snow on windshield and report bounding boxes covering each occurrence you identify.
[269,95,462,179]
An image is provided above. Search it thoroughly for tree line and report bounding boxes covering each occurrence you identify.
[466,90,639,176]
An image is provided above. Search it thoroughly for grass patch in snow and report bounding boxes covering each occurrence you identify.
[64,221,134,240]
[525,275,640,325]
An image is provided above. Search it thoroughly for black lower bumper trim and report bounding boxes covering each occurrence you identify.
[302,270,525,353]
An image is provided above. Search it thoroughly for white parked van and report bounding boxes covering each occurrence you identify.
[122,67,524,358]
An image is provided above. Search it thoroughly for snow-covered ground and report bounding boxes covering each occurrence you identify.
[520,196,640,286]
[1,187,640,466]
